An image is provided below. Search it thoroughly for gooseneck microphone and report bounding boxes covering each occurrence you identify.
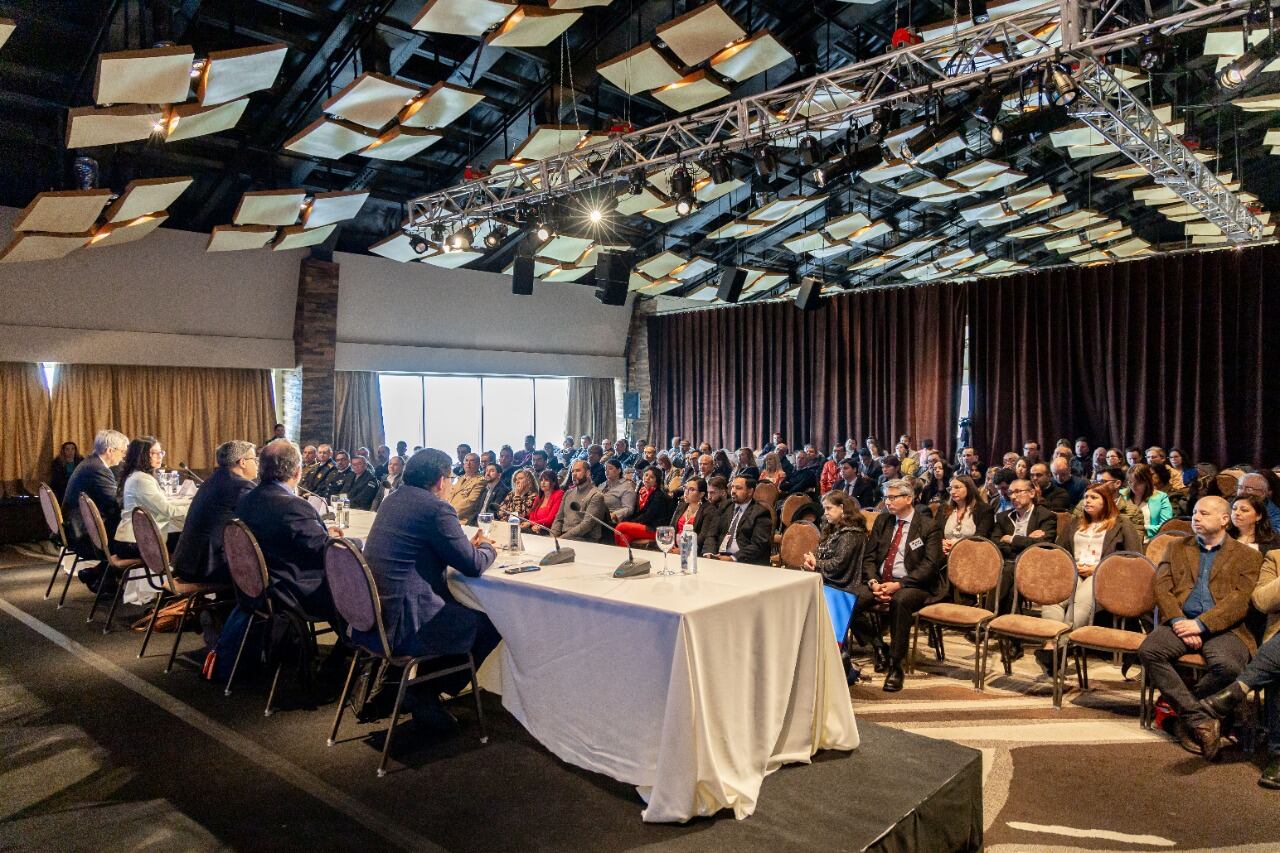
[520,518,577,566]
[568,501,651,578]
[177,462,204,484]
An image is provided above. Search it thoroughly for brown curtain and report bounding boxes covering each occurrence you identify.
[333,370,386,455]
[648,284,967,453]
[0,362,52,495]
[51,364,275,470]
[565,377,618,442]
[963,244,1280,467]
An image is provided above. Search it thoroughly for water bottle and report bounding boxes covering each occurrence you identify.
[508,514,522,553]
[340,494,350,529]
[680,530,697,574]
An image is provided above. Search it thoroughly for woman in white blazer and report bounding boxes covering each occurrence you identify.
[112,436,188,558]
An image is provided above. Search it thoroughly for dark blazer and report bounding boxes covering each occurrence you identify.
[994,505,1059,560]
[630,487,676,530]
[302,460,335,494]
[939,500,996,539]
[866,509,946,600]
[814,526,871,593]
[781,463,821,496]
[234,482,332,617]
[171,467,255,583]
[1055,514,1141,564]
[354,485,496,658]
[50,455,84,502]
[346,470,380,510]
[712,500,773,565]
[470,479,511,520]
[62,455,119,558]
[322,466,358,499]
[732,465,761,483]
[670,499,723,547]
[1038,481,1073,513]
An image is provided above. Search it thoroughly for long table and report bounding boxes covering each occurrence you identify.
[343,509,859,823]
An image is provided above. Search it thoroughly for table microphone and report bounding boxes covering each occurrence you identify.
[177,463,204,484]
[520,519,577,566]
[568,501,651,578]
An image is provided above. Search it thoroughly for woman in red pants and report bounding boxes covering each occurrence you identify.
[614,466,676,547]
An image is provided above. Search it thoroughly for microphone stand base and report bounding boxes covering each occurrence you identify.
[539,548,576,566]
[613,558,651,578]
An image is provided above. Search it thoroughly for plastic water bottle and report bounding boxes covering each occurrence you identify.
[680,530,697,574]
[508,514,522,553]
[339,494,350,529]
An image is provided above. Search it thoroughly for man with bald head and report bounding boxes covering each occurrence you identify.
[1238,472,1280,532]
[1139,496,1263,759]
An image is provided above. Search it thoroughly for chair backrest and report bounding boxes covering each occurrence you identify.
[324,538,389,658]
[1054,511,1072,533]
[1091,551,1156,620]
[1146,530,1190,565]
[78,493,108,558]
[38,483,64,542]
[1156,517,1193,536]
[946,537,1003,596]
[779,494,807,528]
[131,507,176,591]
[222,519,270,600]
[778,522,820,569]
[1215,472,1239,496]
[754,480,780,510]
[860,508,879,530]
[666,475,683,495]
[1012,542,1077,607]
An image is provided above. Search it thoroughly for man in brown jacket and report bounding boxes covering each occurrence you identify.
[1138,496,1262,759]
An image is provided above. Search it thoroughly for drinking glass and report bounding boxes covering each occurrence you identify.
[655,526,676,576]
[478,512,494,531]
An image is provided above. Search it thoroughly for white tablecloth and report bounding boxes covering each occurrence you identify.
[342,509,858,823]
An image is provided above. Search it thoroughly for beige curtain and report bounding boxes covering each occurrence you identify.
[51,364,275,470]
[334,371,385,455]
[0,362,52,495]
[565,377,617,443]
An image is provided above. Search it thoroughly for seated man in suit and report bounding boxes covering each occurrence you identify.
[371,454,404,512]
[863,478,945,692]
[779,449,821,499]
[321,450,356,499]
[171,439,258,584]
[235,440,342,623]
[63,428,129,591]
[551,460,612,544]
[302,443,335,494]
[706,476,772,565]
[357,448,500,729]
[345,454,380,510]
[1139,496,1262,759]
[1030,462,1072,512]
[994,478,1058,619]
[470,462,511,523]
[834,457,876,508]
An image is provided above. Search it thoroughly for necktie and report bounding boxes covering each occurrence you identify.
[723,504,746,551]
[881,519,907,583]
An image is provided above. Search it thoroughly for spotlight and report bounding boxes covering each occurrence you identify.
[409,235,430,255]
[670,165,693,199]
[798,134,822,167]
[972,84,1003,124]
[813,143,881,188]
[969,0,989,24]
[990,105,1067,146]
[1046,60,1078,106]
[868,106,897,137]
[707,153,732,184]
[430,223,445,243]
[674,195,697,216]
[899,113,962,164]
[753,145,777,177]
[1217,33,1276,91]
[483,223,509,249]
[447,225,474,251]
[535,220,554,241]
[627,169,648,195]
[588,208,604,224]
[1138,31,1167,71]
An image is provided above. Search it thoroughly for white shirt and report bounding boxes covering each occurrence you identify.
[115,471,188,543]
[720,502,749,555]
[1073,525,1107,567]
[944,506,977,539]
[1010,507,1033,538]
[890,511,915,579]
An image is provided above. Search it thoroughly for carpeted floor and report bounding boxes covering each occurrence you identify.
[1,545,1277,852]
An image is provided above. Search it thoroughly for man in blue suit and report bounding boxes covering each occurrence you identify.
[357,448,500,716]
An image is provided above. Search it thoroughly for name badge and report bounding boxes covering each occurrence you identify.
[909,538,924,550]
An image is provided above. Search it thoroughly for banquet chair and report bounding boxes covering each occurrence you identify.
[1054,511,1073,535]
[78,494,146,633]
[1064,552,1156,716]
[861,509,880,530]
[1155,518,1193,537]
[324,538,487,777]
[1145,530,1190,566]
[222,520,332,716]
[39,483,82,606]
[1214,472,1240,496]
[132,507,229,672]
[979,542,1078,707]
[753,480,780,511]
[909,536,1003,688]
[774,521,819,569]
[778,494,807,529]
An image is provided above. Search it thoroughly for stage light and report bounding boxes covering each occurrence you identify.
[990,104,1067,146]
[484,223,509,248]
[753,144,777,177]
[1217,33,1275,91]
[430,223,445,243]
[627,169,647,195]
[868,106,896,137]
[798,135,822,167]
[972,84,1002,124]
[1138,31,1167,71]
[1046,60,1078,106]
[899,112,962,164]
[588,208,604,224]
[671,165,693,198]
[707,153,732,184]
[535,220,554,241]
[447,225,474,251]
[409,235,430,255]
[970,0,989,24]
[674,195,697,216]
[813,143,881,189]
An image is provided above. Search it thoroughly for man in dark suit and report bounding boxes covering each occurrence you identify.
[834,458,876,507]
[302,444,335,494]
[470,462,511,521]
[1050,456,1089,505]
[864,478,945,692]
[356,448,500,722]
[235,440,341,622]
[171,439,258,584]
[707,476,772,565]
[994,478,1059,620]
[345,455,380,510]
[779,449,821,498]
[62,428,129,588]
[1030,462,1072,512]
[321,451,357,499]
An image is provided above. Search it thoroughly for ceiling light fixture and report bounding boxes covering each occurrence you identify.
[447,225,474,251]
[753,144,777,177]
[484,223,509,248]
[430,223,445,243]
[1217,32,1276,91]
[535,220,554,241]
[627,169,647,195]
[588,208,604,224]
[798,134,822,167]
[972,83,1003,124]
[990,104,1066,145]
[969,0,990,24]
[707,153,732,184]
[1138,31,1167,71]
[813,143,882,188]
[1046,59,1079,106]
[409,234,430,255]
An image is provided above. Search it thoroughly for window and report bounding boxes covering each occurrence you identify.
[379,373,571,453]
[40,362,57,390]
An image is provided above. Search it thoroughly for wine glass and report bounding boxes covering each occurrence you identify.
[655,526,676,576]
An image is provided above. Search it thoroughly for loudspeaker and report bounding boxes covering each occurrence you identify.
[716,266,747,303]
[794,276,824,311]
[623,392,640,420]
[512,254,535,295]
[595,251,633,306]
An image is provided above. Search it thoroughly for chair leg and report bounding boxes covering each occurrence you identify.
[328,651,362,747]
[1051,643,1062,709]
[265,661,284,718]
[378,668,414,778]
[1000,638,1013,676]
[908,618,920,675]
[44,546,69,598]
[468,654,488,745]
[58,553,79,607]
[1081,651,1091,690]
[164,596,193,673]
[86,564,111,623]
[934,626,946,662]
[138,590,169,659]
[1138,667,1149,728]
[225,614,257,697]
[100,568,130,633]
[976,626,990,691]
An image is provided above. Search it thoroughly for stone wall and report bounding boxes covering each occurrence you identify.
[293,256,339,446]
[623,297,657,448]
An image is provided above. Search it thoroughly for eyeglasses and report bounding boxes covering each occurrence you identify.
[150,449,166,457]
[885,493,911,501]
[1009,487,1033,495]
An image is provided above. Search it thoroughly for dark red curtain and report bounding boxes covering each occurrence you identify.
[964,244,1280,467]
[647,284,967,453]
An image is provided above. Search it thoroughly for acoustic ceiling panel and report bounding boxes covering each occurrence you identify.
[165,98,249,142]
[207,225,276,252]
[398,82,485,129]
[273,223,338,251]
[635,250,687,278]
[548,0,613,7]
[613,185,666,216]
[411,0,517,35]
[322,72,422,130]
[0,18,13,50]
[512,125,589,161]
[88,213,168,249]
[198,43,289,106]
[654,1,746,67]
[103,177,193,223]
[651,69,731,112]
[283,118,379,159]
[709,30,791,82]
[303,191,370,229]
[369,232,426,263]
[822,212,872,241]
[65,104,164,148]
[0,232,89,263]
[359,126,443,160]
[536,235,595,263]
[597,44,684,95]
[232,189,308,226]
[12,190,113,234]
[422,248,484,268]
[486,6,582,48]
[94,45,194,105]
